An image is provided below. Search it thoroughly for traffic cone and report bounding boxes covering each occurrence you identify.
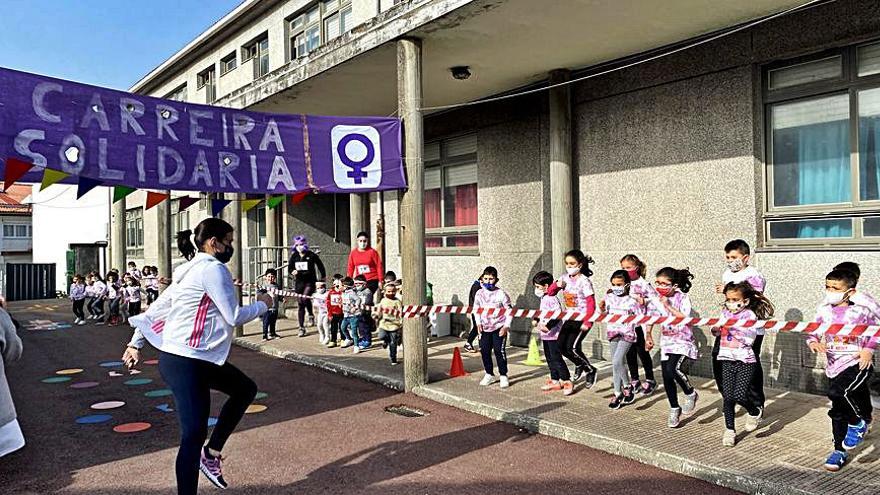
[447,346,469,377]
[522,336,545,366]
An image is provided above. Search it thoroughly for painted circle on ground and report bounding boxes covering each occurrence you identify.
[254,392,268,400]
[76,414,112,424]
[113,422,151,433]
[245,404,267,414]
[90,401,125,410]
[144,389,173,398]
[123,378,153,386]
[207,417,218,427]
[70,381,100,389]
[56,368,84,375]
[41,376,72,384]
[143,359,159,365]
[99,361,124,368]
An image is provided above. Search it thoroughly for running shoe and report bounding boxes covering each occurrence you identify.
[621,386,636,405]
[642,379,657,395]
[499,375,510,388]
[199,447,228,489]
[843,420,869,451]
[629,379,641,393]
[562,381,574,396]
[583,367,598,389]
[573,366,585,383]
[824,450,848,472]
[463,343,476,353]
[744,407,763,432]
[608,394,624,410]
[722,429,736,447]
[479,374,494,386]
[341,339,353,348]
[681,390,699,417]
[326,341,337,348]
[298,328,307,337]
[668,407,682,428]
[541,380,562,391]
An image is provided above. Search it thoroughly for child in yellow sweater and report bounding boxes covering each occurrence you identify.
[374,284,404,365]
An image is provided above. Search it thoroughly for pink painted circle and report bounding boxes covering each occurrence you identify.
[113,422,151,433]
[143,359,159,365]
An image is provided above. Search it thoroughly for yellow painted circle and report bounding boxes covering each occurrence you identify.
[245,404,267,414]
[56,368,84,375]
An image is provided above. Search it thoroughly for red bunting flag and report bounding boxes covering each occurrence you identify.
[146,191,169,210]
[291,190,310,205]
[3,158,35,190]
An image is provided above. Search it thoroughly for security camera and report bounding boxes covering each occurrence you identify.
[450,66,471,80]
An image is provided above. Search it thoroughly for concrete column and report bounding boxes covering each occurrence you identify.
[266,195,279,247]
[397,37,427,391]
[549,69,574,276]
[110,195,126,271]
[156,191,172,282]
[349,193,367,246]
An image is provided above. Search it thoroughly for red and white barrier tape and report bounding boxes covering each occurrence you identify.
[236,282,880,338]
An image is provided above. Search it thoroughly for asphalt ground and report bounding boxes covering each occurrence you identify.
[1,300,737,494]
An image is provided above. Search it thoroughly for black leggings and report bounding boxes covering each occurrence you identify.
[159,351,257,495]
[72,299,85,319]
[721,360,760,430]
[542,339,571,381]
[467,316,478,345]
[626,326,655,382]
[558,321,592,371]
[661,354,694,409]
[295,280,314,328]
[128,301,141,317]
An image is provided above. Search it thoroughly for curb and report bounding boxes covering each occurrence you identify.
[412,385,813,495]
[233,338,405,391]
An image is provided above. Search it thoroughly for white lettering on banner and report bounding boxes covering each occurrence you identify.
[233,114,255,151]
[156,104,180,142]
[189,110,214,147]
[267,155,295,190]
[32,82,63,123]
[259,119,284,152]
[222,114,230,148]
[158,146,185,185]
[294,262,308,271]
[13,129,47,167]
[189,150,213,187]
[250,155,258,189]
[136,145,146,182]
[120,98,146,135]
[218,152,240,188]
[80,94,111,131]
[97,138,125,180]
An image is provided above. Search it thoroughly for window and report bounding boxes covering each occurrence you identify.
[288,1,351,60]
[423,134,479,253]
[164,84,187,102]
[171,199,190,236]
[220,52,237,75]
[196,65,216,103]
[243,35,269,79]
[2,224,31,238]
[125,208,144,258]
[199,192,209,210]
[764,40,880,247]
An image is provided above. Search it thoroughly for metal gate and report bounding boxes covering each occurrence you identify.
[5,263,56,301]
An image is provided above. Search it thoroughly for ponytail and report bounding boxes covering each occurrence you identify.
[656,266,694,293]
[177,218,235,261]
[564,249,595,277]
[177,229,196,261]
[724,282,775,319]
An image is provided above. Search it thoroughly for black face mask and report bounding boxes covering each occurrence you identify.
[215,242,234,264]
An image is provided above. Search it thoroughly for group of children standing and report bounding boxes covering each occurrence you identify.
[69,261,160,326]
[469,239,879,473]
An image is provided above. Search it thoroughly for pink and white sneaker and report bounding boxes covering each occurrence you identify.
[199,448,228,489]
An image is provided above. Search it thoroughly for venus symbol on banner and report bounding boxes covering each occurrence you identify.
[331,125,382,189]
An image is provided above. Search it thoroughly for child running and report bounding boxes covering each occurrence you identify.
[69,274,87,325]
[374,283,403,365]
[84,273,97,320]
[808,269,877,472]
[533,271,573,396]
[620,254,658,395]
[602,270,643,408]
[142,266,159,306]
[104,272,122,326]
[645,267,698,428]
[313,281,330,345]
[326,276,344,348]
[552,250,598,387]
[715,282,774,446]
[89,273,107,322]
[474,266,513,388]
[122,275,143,319]
[354,275,373,350]
[835,262,880,320]
[340,277,360,350]
[127,261,142,281]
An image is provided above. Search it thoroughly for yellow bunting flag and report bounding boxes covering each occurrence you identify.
[240,199,262,213]
[40,168,70,191]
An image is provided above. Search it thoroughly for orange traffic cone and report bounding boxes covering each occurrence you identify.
[447,346,469,378]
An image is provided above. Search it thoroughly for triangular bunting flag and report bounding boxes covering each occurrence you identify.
[240,199,262,213]
[211,199,232,217]
[266,195,284,209]
[177,196,199,212]
[4,158,35,190]
[291,190,310,205]
[113,186,136,203]
[145,191,169,210]
[76,177,102,199]
[40,168,70,191]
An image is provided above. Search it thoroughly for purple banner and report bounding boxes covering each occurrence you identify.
[0,67,406,194]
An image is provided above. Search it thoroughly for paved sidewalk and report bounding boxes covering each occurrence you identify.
[237,318,880,495]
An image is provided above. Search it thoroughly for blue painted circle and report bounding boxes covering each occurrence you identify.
[76,414,112,424]
[99,361,125,368]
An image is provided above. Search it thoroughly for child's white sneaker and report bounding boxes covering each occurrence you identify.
[73,318,81,325]
[744,407,763,432]
[722,429,736,447]
[479,374,494,386]
[353,345,360,354]
[499,375,510,389]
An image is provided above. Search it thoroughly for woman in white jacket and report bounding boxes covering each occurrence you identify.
[122,218,272,494]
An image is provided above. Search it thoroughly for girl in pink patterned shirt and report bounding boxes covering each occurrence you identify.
[645,267,697,428]
[550,250,598,388]
[602,270,643,409]
[620,254,658,395]
[533,271,573,396]
[714,282,774,447]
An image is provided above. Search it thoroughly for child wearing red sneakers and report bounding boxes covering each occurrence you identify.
[533,271,573,395]
[326,275,344,348]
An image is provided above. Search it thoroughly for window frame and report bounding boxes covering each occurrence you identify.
[196,65,217,103]
[286,1,352,62]
[163,83,187,102]
[2,224,31,239]
[125,207,144,259]
[423,134,479,256]
[242,34,269,79]
[762,41,880,249]
[220,52,237,76]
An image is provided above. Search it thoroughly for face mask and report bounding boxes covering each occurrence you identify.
[566,266,581,276]
[534,288,545,298]
[317,287,326,294]
[726,259,745,272]
[333,283,342,290]
[725,300,746,313]
[215,243,234,264]
[355,284,366,290]
[656,286,674,297]
[481,282,495,290]
[626,269,639,280]
[611,286,627,296]
[824,290,849,306]
[358,240,368,249]
[296,244,306,253]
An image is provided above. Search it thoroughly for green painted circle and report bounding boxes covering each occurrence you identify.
[144,389,173,398]
[42,376,72,383]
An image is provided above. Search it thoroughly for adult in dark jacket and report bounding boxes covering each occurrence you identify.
[288,235,326,337]
[463,279,481,353]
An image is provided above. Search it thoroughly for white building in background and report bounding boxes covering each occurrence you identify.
[0,185,34,267]
[29,184,109,292]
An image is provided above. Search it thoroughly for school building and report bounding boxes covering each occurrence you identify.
[113,0,880,394]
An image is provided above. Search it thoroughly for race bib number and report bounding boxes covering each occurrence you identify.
[330,294,342,305]
[357,264,370,275]
[829,336,858,354]
[294,262,308,271]
[720,333,739,349]
[563,292,576,308]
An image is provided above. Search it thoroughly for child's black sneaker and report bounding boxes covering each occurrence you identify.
[621,386,636,405]
[608,394,624,410]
